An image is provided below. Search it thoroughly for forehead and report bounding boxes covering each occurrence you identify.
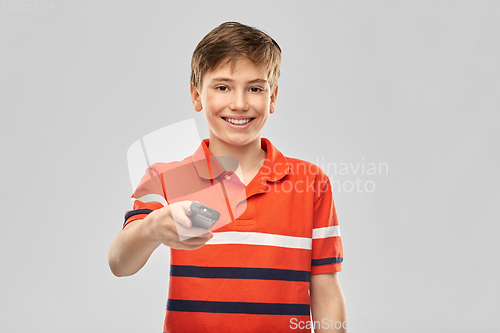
[206,57,268,81]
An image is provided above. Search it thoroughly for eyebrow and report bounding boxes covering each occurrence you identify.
[211,77,268,85]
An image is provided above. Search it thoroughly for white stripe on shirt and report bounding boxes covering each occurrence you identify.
[207,231,313,250]
[312,226,341,239]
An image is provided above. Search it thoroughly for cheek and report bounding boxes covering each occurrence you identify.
[256,97,271,112]
[255,92,271,104]
[204,95,226,113]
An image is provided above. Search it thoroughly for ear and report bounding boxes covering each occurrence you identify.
[269,85,278,114]
[190,82,203,112]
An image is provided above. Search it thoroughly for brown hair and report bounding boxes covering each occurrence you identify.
[190,21,281,92]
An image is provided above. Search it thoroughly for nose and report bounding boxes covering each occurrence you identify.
[229,91,248,111]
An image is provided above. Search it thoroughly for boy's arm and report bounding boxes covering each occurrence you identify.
[108,213,162,277]
[310,272,347,332]
[108,203,213,277]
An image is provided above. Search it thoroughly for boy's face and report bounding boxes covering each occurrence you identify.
[190,57,278,148]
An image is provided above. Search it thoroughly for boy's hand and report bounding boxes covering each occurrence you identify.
[145,201,214,250]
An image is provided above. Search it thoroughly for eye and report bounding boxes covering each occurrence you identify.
[216,86,229,92]
[249,87,263,93]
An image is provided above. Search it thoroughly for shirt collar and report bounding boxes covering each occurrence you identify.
[191,138,289,182]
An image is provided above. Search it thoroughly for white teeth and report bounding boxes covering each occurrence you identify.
[224,118,252,125]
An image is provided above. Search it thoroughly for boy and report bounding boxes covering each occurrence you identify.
[108,22,346,332]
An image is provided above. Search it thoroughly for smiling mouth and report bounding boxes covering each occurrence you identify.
[222,117,255,125]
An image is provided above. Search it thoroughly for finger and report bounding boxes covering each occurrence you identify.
[179,214,192,228]
[180,235,213,246]
[170,204,192,228]
[173,220,213,237]
[179,200,196,212]
[161,228,211,245]
[180,200,200,228]
[169,241,207,251]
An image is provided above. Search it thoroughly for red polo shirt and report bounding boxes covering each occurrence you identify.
[124,138,343,333]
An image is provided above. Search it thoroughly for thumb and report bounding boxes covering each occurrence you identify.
[171,203,192,228]
[182,214,192,228]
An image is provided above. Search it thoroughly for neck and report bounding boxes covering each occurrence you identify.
[207,134,267,173]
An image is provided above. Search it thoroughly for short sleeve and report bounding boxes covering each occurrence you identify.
[123,164,168,229]
[311,170,343,275]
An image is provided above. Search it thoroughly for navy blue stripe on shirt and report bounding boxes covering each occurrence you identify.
[311,257,343,266]
[170,265,310,282]
[124,209,153,224]
[167,299,310,316]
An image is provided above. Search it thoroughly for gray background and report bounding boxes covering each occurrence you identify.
[1,0,498,332]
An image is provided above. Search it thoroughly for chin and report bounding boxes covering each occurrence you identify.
[222,135,256,146]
